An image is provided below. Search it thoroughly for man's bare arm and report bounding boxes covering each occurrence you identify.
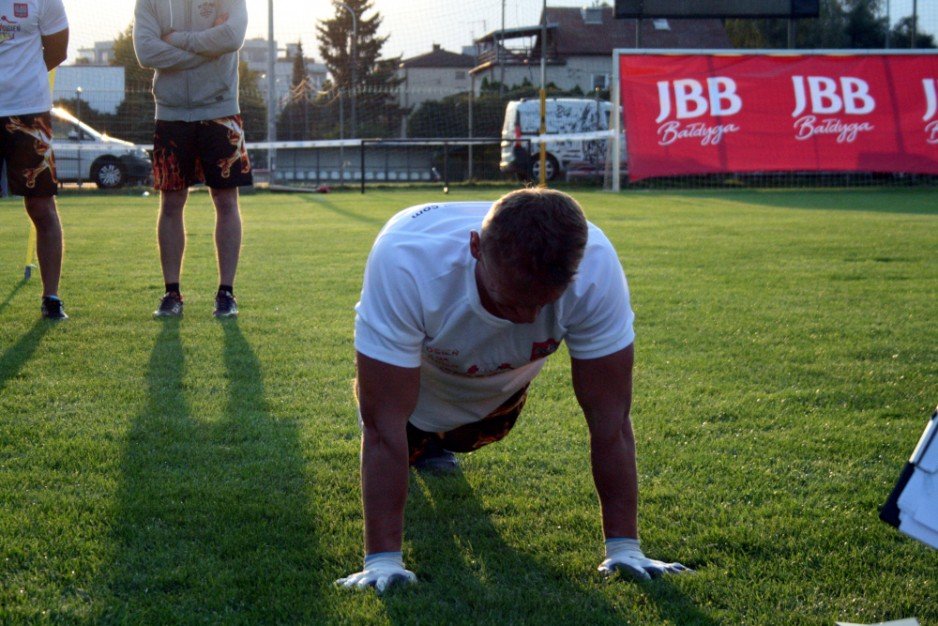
[41,28,68,71]
[571,344,638,539]
[356,352,420,554]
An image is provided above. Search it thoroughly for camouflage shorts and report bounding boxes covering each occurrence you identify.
[0,112,58,197]
[407,385,530,463]
[152,115,253,191]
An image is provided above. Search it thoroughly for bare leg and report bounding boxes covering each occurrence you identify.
[24,196,63,298]
[211,186,241,288]
[158,189,189,286]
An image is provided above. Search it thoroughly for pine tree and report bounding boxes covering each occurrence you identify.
[278,42,315,139]
[316,0,403,137]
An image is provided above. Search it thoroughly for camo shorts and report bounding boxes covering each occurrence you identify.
[0,112,58,197]
[152,115,253,191]
[406,385,530,462]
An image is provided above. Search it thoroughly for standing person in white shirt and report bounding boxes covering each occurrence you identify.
[0,0,69,319]
[337,188,692,592]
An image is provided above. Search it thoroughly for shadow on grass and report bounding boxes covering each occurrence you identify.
[99,320,326,623]
[0,279,28,319]
[381,468,716,625]
[0,318,50,395]
[298,194,387,226]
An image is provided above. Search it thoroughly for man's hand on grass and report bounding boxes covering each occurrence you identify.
[599,538,692,581]
[336,552,417,593]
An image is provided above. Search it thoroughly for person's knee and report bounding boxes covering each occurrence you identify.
[159,190,188,217]
[24,197,60,230]
[211,187,240,215]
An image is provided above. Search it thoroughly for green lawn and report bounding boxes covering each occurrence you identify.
[1,187,936,625]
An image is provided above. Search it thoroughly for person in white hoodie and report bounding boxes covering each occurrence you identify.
[0,0,69,319]
[133,0,251,319]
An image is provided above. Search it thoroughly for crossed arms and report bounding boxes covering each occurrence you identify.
[133,0,247,72]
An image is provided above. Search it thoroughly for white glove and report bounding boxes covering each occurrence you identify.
[335,552,417,593]
[598,538,692,581]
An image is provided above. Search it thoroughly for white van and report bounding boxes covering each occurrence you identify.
[499,98,623,181]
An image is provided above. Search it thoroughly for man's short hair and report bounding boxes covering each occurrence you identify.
[479,188,588,288]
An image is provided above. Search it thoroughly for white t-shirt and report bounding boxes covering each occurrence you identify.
[0,0,68,116]
[355,201,635,432]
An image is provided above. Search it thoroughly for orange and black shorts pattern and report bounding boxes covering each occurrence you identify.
[406,386,530,462]
[0,112,58,197]
[152,115,253,191]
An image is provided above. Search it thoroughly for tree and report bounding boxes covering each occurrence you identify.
[843,0,887,48]
[724,0,893,49]
[111,24,155,143]
[238,61,267,142]
[890,16,937,48]
[316,0,403,137]
[277,42,315,139]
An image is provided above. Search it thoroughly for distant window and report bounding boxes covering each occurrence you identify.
[581,7,603,24]
[653,18,670,30]
[591,74,609,90]
[455,71,467,81]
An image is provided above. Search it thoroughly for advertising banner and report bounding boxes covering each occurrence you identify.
[618,52,938,180]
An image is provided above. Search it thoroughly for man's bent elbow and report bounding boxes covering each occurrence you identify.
[361,420,408,459]
[45,55,66,71]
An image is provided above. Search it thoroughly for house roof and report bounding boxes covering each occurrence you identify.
[474,6,732,57]
[544,6,732,54]
[402,44,476,69]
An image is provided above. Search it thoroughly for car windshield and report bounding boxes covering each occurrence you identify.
[50,110,104,142]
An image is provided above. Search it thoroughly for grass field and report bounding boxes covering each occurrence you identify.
[1,186,936,625]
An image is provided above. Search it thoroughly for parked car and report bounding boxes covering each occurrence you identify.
[499,98,625,181]
[50,107,152,189]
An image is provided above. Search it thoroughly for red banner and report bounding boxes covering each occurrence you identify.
[618,52,938,180]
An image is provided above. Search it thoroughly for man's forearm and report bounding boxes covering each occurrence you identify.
[590,424,639,539]
[361,425,410,554]
[134,4,213,71]
[163,25,243,56]
[163,0,247,56]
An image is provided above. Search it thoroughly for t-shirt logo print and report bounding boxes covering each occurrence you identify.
[13,4,27,18]
[198,2,215,18]
[530,338,560,361]
[0,15,20,44]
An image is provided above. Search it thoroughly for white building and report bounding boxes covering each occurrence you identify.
[76,41,115,65]
[54,65,125,115]
[398,44,477,111]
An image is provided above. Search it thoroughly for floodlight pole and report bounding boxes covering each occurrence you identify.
[267,0,276,177]
[538,0,547,186]
[910,0,918,48]
[76,86,83,186]
[338,2,357,138]
[468,73,475,180]
[885,0,891,48]
[499,0,506,99]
